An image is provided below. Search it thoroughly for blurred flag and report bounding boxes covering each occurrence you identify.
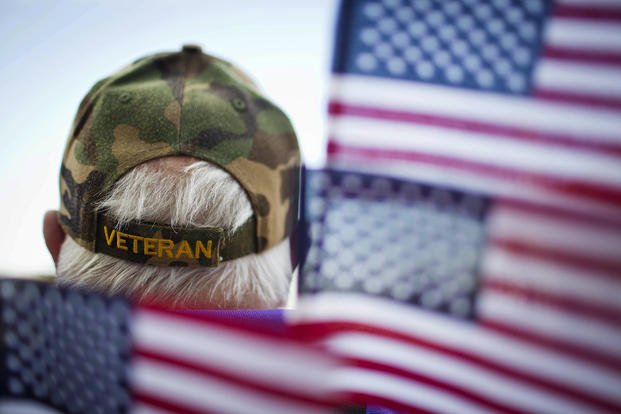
[3,2,621,414]
[0,279,341,414]
[0,279,132,414]
[295,0,621,413]
[328,0,621,218]
[296,169,621,413]
[130,308,339,414]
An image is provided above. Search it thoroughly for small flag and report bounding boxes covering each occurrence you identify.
[296,168,621,414]
[327,0,621,219]
[0,279,341,414]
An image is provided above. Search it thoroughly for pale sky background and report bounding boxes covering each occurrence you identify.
[0,0,336,276]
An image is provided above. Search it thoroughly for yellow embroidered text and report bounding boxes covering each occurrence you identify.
[103,225,212,260]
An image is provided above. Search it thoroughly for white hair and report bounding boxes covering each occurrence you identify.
[57,158,292,309]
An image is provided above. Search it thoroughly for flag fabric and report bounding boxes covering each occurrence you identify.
[0,279,342,414]
[327,0,621,219]
[293,0,621,412]
[2,2,621,414]
[0,279,132,414]
[295,169,621,414]
[130,308,339,414]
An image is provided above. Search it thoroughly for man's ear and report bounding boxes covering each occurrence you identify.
[43,210,66,265]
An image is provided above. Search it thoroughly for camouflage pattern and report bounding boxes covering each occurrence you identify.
[60,45,300,266]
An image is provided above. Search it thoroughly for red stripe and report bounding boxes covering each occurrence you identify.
[491,238,621,278]
[137,307,298,342]
[291,321,621,411]
[482,279,621,329]
[495,197,621,230]
[327,141,621,208]
[543,46,621,66]
[133,390,217,414]
[344,358,531,414]
[328,101,621,157]
[480,318,621,374]
[554,5,621,21]
[133,348,337,407]
[534,88,621,111]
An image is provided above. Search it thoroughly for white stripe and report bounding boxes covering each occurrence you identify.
[482,246,621,313]
[330,75,621,143]
[545,18,621,53]
[535,59,621,97]
[488,206,621,264]
[477,291,621,358]
[330,367,498,414]
[325,333,606,414]
[131,403,173,414]
[330,116,621,185]
[292,293,621,400]
[326,158,621,220]
[133,310,333,397]
[555,0,621,7]
[131,358,327,414]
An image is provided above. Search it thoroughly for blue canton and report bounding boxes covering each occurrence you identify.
[301,169,491,320]
[333,0,552,94]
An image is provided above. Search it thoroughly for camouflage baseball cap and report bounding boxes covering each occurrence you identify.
[59,44,300,267]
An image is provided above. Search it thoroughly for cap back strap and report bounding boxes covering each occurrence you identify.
[95,213,256,267]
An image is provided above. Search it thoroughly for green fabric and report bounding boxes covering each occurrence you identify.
[59,45,300,267]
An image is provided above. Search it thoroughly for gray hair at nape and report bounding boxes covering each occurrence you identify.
[56,157,292,309]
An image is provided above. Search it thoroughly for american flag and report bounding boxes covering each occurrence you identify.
[0,279,342,414]
[295,168,621,413]
[295,0,621,413]
[2,2,621,413]
[327,0,621,217]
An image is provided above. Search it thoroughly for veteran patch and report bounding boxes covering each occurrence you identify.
[95,214,256,267]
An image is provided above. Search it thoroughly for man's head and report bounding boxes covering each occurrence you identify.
[43,45,300,309]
